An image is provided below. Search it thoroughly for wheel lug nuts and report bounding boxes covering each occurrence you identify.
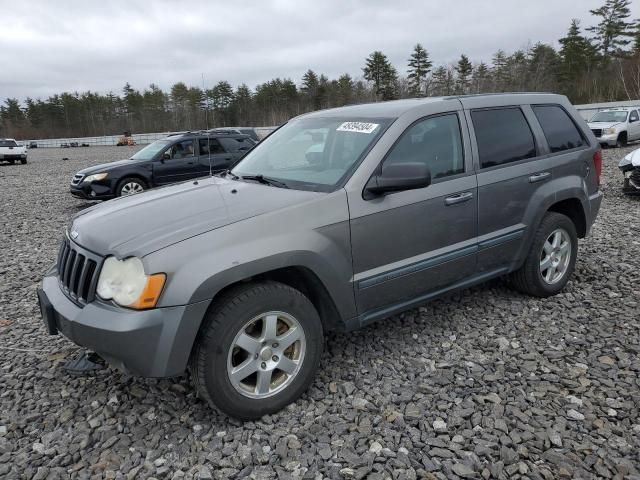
[272,355,279,362]
[261,362,266,369]
[254,354,259,359]
[272,343,278,348]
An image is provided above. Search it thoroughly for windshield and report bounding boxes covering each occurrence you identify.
[590,111,628,123]
[0,140,18,147]
[231,117,391,191]
[130,140,171,160]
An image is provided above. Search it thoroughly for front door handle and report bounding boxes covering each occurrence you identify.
[445,191,473,206]
[529,172,551,183]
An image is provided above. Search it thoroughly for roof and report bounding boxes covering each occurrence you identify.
[301,92,566,119]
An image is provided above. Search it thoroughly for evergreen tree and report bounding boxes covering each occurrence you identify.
[363,51,398,100]
[586,0,634,57]
[491,50,511,91]
[559,20,598,87]
[471,62,490,93]
[455,54,473,94]
[407,43,432,96]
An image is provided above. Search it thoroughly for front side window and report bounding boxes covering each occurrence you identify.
[383,113,464,180]
[199,138,225,155]
[471,107,536,169]
[0,140,18,147]
[164,140,195,159]
[630,110,639,122]
[532,105,586,153]
[130,140,171,160]
[590,111,628,123]
[232,117,392,191]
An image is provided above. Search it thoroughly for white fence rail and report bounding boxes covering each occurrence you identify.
[24,127,277,148]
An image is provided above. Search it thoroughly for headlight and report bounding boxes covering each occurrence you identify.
[619,155,632,168]
[604,128,617,135]
[97,256,165,309]
[84,173,108,183]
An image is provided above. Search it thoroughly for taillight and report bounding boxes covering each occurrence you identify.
[593,149,602,186]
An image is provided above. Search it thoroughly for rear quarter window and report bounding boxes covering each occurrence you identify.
[471,107,536,169]
[532,105,587,153]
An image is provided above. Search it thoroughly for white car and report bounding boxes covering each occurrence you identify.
[0,138,27,164]
[588,107,640,147]
[619,147,640,194]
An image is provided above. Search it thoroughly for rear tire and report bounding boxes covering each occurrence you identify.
[191,281,323,420]
[116,177,146,196]
[510,212,578,297]
[616,133,627,148]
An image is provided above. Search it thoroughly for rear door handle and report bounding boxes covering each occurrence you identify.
[445,191,473,206]
[529,172,551,183]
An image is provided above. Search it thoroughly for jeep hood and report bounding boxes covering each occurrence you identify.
[70,176,323,257]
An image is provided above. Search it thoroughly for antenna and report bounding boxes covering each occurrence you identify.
[202,72,213,176]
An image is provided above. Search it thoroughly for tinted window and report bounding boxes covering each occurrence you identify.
[630,110,639,122]
[471,108,536,168]
[384,113,464,180]
[199,138,225,155]
[219,137,255,153]
[532,105,586,153]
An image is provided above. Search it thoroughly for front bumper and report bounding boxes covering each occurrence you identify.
[0,154,26,161]
[597,134,619,147]
[70,181,115,200]
[39,270,209,377]
[621,167,640,195]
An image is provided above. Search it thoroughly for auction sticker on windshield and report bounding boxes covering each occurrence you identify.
[337,122,379,134]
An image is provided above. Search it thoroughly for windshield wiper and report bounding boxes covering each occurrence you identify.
[217,169,239,180]
[240,174,289,189]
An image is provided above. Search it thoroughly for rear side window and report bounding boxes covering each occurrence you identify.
[471,107,536,168]
[219,137,256,153]
[199,138,225,154]
[532,105,586,153]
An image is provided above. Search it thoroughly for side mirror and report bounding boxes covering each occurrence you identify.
[364,162,431,199]
[162,152,171,161]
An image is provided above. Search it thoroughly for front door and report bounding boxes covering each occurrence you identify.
[628,110,640,141]
[349,112,478,318]
[153,139,198,185]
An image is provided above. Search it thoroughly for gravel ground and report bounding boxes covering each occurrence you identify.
[0,145,639,480]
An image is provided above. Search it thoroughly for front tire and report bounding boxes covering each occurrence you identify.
[191,281,324,420]
[616,133,627,148]
[20,158,27,164]
[510,212,578,297]
[117,177,146,196]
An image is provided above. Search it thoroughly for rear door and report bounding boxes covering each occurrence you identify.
[198,138,234,173]
[219,136,256,162]
[464,104,553,273]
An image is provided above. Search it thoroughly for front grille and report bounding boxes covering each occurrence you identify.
[591,128,602,138]
[57,236,102,305]
[71,174,84,186]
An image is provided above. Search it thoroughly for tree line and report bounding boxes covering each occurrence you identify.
[1,0,639,140]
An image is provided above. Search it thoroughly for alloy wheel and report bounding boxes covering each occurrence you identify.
[539,228,572,285]
[227,311,306,399]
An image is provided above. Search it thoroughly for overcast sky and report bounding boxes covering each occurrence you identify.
[1,0,638,103]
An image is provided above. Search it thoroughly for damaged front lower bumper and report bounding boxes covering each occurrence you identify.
[621,166,640,195]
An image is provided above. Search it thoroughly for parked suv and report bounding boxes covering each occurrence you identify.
[39,93,602,419]
[587,107,640,147]
[69,131,256,199]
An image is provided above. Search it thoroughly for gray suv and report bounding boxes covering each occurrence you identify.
[38,93,602,419]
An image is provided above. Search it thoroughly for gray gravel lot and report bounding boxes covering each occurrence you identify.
[0,145,639,479]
